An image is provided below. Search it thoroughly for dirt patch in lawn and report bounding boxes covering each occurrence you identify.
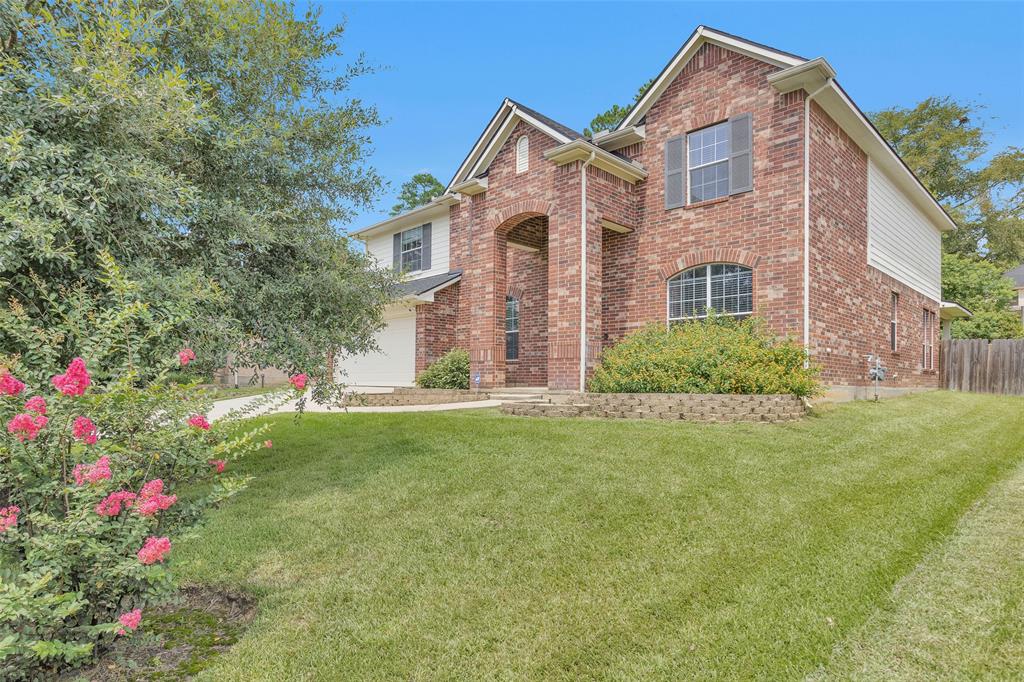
[61,586,256,681]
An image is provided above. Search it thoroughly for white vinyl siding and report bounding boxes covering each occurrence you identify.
[867,159,942,301]
[366,211,450,279]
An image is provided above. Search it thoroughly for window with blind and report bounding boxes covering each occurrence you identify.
[505,296,520,361]
[890,292,899,352]
[921,308,935,370]
[668,264,753,321]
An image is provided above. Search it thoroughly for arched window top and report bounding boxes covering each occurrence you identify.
[668,263,752,321]
[516,135,529,173]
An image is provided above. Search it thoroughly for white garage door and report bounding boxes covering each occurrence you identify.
[337,309,416,386]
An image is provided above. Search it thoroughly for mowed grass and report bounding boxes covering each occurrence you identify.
[175,391,1024,680]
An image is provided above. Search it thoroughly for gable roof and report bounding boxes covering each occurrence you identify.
[1006,263,1024,288]
[614,25,956,233]
[446,98,580,192]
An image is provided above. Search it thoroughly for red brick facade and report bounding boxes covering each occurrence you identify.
[407,41,941,391]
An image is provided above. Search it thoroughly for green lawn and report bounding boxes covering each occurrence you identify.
[176,392,1024,680]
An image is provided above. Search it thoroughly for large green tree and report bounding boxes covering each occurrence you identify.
[0,0,395,380]
[390,172,444,215]
[870,97,1024,266]
[940,252,1023,339]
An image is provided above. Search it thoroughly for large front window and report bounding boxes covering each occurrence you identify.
[505,296,520,361]
[688,121,730,202]
[668,264,753,321]
[400,226,423,272]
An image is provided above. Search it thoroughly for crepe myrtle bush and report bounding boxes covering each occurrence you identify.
[0,265,303,678]
[588,314,822,397]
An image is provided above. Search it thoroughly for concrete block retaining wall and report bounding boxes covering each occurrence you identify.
[502,393,806,423]
[351,388,489,407]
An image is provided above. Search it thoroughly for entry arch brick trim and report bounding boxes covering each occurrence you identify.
[658,248,762,279]
[492,200,555,233]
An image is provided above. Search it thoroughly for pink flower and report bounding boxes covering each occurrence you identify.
[72,456,111,486]
[264,440,272,449]
[288,373,307,391]
[24,396,47,415]
[95,491,137,517]
[188,414,210,430]
[117,609,142,635]
[209,459,226,474]
[135,479,176,516]
[72,416,98,445]
[178,348,196,367]
[0,505,19,533]
[7,412,48,442]
[0,372,26,396]
[51,357,91,397]
[137,536,171,565]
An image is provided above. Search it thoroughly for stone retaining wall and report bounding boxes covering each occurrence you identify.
[351,387,488,407]
[502,393,806,423]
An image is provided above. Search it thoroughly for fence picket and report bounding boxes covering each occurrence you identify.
[940,339,1024,396]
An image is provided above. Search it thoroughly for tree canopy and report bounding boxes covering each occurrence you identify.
[0,0,395,378]
[940,253,1022,339]
[584,79,653,137]
[390,173,445,216]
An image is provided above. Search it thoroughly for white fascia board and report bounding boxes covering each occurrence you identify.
[814,84,956,233]
[543,140,648,183]
[349,195,459,239]
[766,57,836,93]
[940,301,972,319]
[617,26,804,131]
[445,99,514,192]
[593,125,646,152]
[464,106,573,181]
[452,177,488,195]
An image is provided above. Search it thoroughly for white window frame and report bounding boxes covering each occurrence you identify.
[505,296,520,361]
[890,292,899,352]
[686,121,730,204]
[399,226,423,273]
[667,263,753,322]
[922,308,935,370]
[516,135,529,174]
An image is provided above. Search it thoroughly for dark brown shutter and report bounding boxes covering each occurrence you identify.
[665,135,685,209]
[729,113,753,194]
[421,223,432,270]
[393,232,401,271]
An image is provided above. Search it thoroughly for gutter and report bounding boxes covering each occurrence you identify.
[579,151,596,392]
[803,77,833,366]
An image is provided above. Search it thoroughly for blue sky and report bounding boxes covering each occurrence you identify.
[308,1,1024,232]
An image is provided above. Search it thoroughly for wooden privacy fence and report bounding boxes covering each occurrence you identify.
[940,339,1024,395]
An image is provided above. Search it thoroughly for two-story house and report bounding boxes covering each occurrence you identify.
[341,26,955,393]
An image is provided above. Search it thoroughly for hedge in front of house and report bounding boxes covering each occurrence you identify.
[588,315,821,397]
[416,349,470,390]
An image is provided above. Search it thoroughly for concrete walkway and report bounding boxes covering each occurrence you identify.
[209,393,502,421]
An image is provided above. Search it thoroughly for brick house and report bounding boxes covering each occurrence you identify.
[341,26,956,393]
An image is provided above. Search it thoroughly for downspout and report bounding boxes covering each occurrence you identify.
[579,151,596,392]
[803,77,833,367]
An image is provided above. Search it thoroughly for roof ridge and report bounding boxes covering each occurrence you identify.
[506,98,584,140]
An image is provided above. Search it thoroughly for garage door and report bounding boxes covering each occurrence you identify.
[337,310,416,386]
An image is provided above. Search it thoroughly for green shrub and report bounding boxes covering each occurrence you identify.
[416,349,470,390]
[588,315,821,397]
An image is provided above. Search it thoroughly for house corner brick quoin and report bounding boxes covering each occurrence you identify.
[346,26,950,391]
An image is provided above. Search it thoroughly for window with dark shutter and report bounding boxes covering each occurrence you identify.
[728,113,753,194]
[665,135,685,209]
[420,223,432,271]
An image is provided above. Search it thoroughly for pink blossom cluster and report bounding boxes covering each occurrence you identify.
[188,414,210,430]
[51,357,91,397]
[264,440,272,449]
[0,505,19,533]
[24,396,46,415]
[1,372,26,396]
[178,348,196,367]
[289,373,308,391]
[7,412,48,442]
[73,456,112,486]
[137,536,171,564]
[95,491,137,517]
[117,609,142,635]
[135,479,176,516]
[209,459,226,474]
[72,416,98,445]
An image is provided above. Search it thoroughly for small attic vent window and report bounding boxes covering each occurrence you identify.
[516,135,529,173]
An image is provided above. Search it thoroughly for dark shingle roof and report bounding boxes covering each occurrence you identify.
[1006,263,1024,288]
[507,99,583,140]
[393,270,462,298]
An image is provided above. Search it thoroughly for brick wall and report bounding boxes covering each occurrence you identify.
[808,102,939,387]
[415,283,459,375]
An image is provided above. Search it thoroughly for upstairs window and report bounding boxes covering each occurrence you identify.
[516,135,529,173]
[668,264,753,321]
[505,296,520,361]
[392,223,431,273]
[666,114,752,209]
[688,121,731,202]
